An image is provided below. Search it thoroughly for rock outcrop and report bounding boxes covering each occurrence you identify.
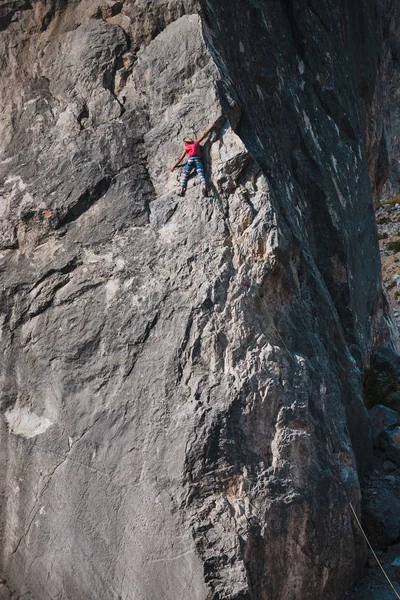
[380,0,400,202]
[0,1,398,599]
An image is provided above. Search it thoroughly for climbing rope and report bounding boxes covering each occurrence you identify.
[205,133,400,598]
[349,502,400,599]
[189,121,198,139]
[211,178,400,598]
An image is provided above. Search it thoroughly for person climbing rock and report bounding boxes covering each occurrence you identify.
[170,123,215,197]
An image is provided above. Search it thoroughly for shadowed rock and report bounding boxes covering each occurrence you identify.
[370,404,400,446]
[0,1,398,599]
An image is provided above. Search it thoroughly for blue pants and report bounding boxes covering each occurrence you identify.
[180,157,207,189]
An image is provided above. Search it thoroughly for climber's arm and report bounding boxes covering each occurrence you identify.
[196,123,215,144]
[170,151,186,172]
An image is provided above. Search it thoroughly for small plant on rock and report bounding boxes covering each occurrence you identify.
[386,193,400,206]
[386,239,400,253]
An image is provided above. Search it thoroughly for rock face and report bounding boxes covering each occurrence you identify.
[370,404,400,445]
[380,1,400,202]
[0,1,398,600]
[364,346,400,411]
[376,202,400,324]
[381,426,400,465]
[363,487,400,547]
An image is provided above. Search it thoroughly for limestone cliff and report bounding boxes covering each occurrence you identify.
[0,1,397,599]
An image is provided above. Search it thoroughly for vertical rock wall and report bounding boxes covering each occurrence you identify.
[0,1,397,599]
[379,0,400,201]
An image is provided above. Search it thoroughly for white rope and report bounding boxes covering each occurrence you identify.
[349,502,400,599]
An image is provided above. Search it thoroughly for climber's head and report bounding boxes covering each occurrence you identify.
[183,137,194,145]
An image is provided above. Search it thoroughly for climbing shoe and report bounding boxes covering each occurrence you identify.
[177,188,185,197]
[202,186,208,197]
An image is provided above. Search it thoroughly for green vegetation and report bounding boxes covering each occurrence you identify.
[386,239,400,253]
[376,193,400,210]
[377,217,391,225]
[378,232,388,240]
[385,193,400,206]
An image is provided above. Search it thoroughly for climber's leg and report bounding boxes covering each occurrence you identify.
[194,158,208,196]
[179,159,194,195]
[194,158,207,187]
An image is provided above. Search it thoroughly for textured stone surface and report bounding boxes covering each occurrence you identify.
[363,487,400,547]
[364,347,400,411]
[370,404,400,445]
[376,202,400,321]
[344,559,400,600]
[0,1,398,600]
[391,557,400,583]
[345,450,400,597]
[380,1,400,202]
[381,426,400,465]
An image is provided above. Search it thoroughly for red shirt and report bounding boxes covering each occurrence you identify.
[185,142,201,157]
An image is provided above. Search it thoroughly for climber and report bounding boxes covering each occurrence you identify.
[170,123,215,197]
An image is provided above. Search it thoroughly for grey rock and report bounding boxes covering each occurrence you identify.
[0,0,29,31]
[345,543,400,599]
[380,7,400,203]
[364,347,400,412]
[381,426,400,466]
[383,460,398,472]
[364,592,398,600]
[391,557,400,584]
[363,488,400,547]
[0,1,398,600]
[370,404,400,445]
